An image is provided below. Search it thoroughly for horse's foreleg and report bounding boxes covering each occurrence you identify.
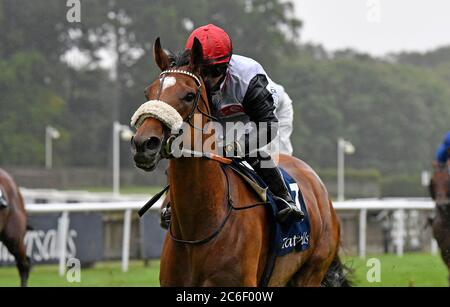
[12,241,30,287]
[2,235,30,287]
[16,243,30,287]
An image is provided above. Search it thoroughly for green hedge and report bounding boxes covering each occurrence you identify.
[380,175,429,197]
[318,168,381,183]
[317,169,430,198]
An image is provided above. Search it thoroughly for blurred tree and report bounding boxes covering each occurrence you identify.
[274,51,450,175]
[71,0,301,120]
[0,52,64,165]
[394,46,450,69]
[65,0,301,166]
[1,0,449,179]
[58,67,114,167]
[0,0,114,166]
[0,0,301,167]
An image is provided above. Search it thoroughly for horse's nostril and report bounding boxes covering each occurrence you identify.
[145,137,161,151]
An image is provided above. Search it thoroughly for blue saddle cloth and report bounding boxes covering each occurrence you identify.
[230,160,311,256]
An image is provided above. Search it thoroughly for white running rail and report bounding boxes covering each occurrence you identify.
[22,197,436,275]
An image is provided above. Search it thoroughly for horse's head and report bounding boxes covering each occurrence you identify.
[429,161,450,206]
[131,38,210,171]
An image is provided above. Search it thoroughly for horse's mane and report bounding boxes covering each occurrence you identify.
[166,49,214,102]
[167,49,190,68]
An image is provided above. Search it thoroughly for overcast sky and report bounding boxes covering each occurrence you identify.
[293,0,450,56]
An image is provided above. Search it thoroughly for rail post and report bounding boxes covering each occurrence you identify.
[359,208,367,258]
[58,211,70,276]
[122,209,132,272]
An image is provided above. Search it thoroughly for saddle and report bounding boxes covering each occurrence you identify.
[229,159,311,252]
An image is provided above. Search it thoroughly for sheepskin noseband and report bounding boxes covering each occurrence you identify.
[131,100,183,131]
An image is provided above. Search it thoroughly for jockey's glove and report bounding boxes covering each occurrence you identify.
[223,141,243,158]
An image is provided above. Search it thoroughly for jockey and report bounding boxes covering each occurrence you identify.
[0,188,7,209]
[435,131,450,166]
[184,24,303,223]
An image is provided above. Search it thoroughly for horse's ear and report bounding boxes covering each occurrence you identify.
[153,37,170,71]
[190,37,204,74]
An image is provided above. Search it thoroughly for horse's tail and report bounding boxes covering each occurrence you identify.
[321,255,353,287]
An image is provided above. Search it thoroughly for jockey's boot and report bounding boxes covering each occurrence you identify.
[0,190,8,209]
[262,167,304,224]
[251,160,304,224]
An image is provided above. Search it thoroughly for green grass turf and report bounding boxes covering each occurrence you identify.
[0,254,447,287]
[342,253,448,287]
[0,260,161,287]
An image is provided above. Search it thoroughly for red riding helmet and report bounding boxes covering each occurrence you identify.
[185,24,233,65]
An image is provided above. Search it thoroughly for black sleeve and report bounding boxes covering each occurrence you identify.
[242,74,278,123]
[238,74,279,154]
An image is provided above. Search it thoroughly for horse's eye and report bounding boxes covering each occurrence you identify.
[183,92,196,103]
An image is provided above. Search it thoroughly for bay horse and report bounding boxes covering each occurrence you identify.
[131,38,348,286]
[0,168,30,287]
[429,161,450,285]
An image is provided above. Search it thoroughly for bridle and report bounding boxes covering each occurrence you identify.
[159,69,219,130]
[157,69,203,129]
[156,69,229,164]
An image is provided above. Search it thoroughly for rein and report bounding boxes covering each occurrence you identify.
[168,164,268,246]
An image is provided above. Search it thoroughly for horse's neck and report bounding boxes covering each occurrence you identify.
[168,158,228,240]
[437,204,450,220]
